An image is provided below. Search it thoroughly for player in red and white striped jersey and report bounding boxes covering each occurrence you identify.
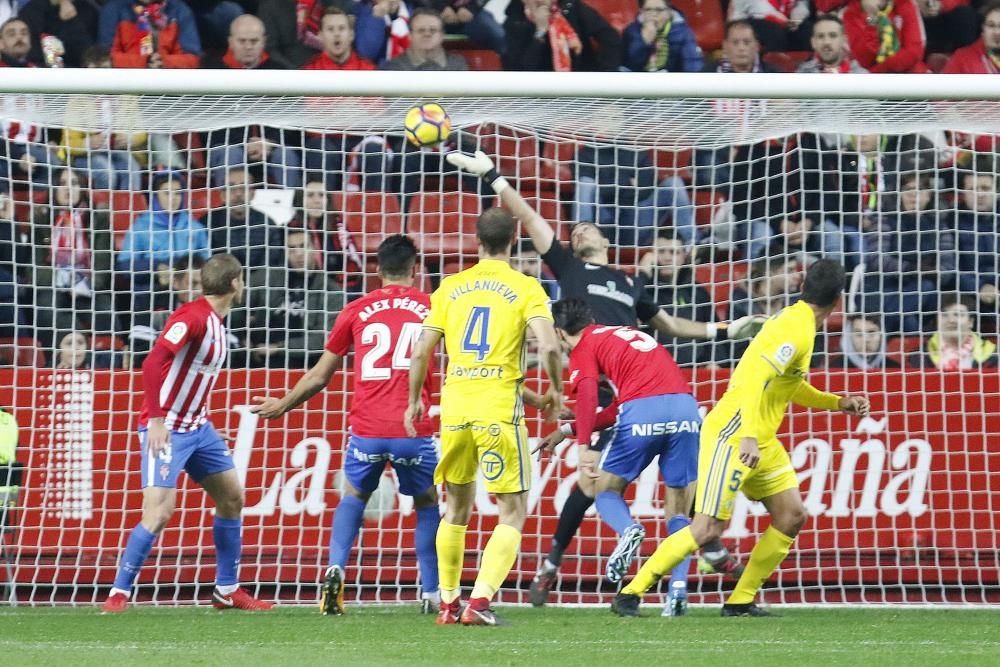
[102,253,273,614]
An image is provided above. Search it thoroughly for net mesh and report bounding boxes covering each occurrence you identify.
[0,91,998,607]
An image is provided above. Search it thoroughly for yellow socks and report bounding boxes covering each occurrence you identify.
[726,525,795,605]
[436,521,467,604]
[621,526,698,596]
[470,524,522,601]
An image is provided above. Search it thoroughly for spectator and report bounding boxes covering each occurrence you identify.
[304,7,376,69]
[206,167,285,269]
[796,14,868,73]
[116,170,209,296]
[130,254,203,359]
[414,0,505,54]
[187,0,244,50]
[622,0,703,72]
[915,293,998,369]
[512,238,559,299]
[918,0,977,55]
[768,207,843,268]
[730,255,801,321]
[0,18,39,66]
[60,94,143,191]
[943,2,1000,74]
[244,229,345,368]
[638,229,716,366]
[203,14,284,69]
[99,0,201,69]
[294,176,364,296]
[0,191,29,341]
[843,0,928,73]
[573,144,694,247]
[859,171,943,333]
[208,124,303,189]
[381,8,468,70]
[703,19,778,73]
[829,314,901,369]
[728,0,811,52]
[947,158,999,309]
[54,331,88,369]
[354,0,412,65]
[19,0,98,67]
[257,0,353,69]
[504,0,621,71]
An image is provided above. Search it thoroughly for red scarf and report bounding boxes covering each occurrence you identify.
[222,48,270,69]
[384,2,410,61]
[134,1,168,57]
[816,57,852,73]
[525,2,581,72]
[50,210,91,273]
[295,0,325,50]
[938,335,976,370]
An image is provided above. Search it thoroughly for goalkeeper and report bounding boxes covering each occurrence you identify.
[613,259,870,617]
[447,150,765,607]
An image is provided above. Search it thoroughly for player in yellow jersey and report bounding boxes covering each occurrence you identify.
[405,191,564,627]
[612,259,871,618]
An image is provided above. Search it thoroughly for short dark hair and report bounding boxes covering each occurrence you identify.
[173,254,205,273]
[800,258,845,307]
[410,7,444,26]
[982,0,1000,20]
[552,298,594,336]
[81,44,111,67]
[725,19,757,40]
[813,13,843,30]
[850,312,882,328]
[940,292,974,313]
[377,234,418,279]
[0,17,27,33]
[654,228,684,244]
[517,238,538,255]
[321,6,354,28]
[201,253,243,296]
[476,208,516,255]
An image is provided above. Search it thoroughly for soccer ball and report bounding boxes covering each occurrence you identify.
[404,103,451,147]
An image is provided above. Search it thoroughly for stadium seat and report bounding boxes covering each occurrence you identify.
[539,141,575,194]
[694,261,748,320]
[332,191,404,254]
[189,187,225,220]
[495,193,571,241]
[464,123,541,189]
[584,0,633,33]
[672,0,725,51]
[692,189,725,227]
[0,337,46,367]
[888,335,925,368]
[454,49,502,71]
[9,188,47,225]
[762,51,812,73]
[90,191,149,250]
[653,148,692,182]
[407,191,481,259]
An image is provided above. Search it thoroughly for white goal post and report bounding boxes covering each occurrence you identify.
[0,69,997,608]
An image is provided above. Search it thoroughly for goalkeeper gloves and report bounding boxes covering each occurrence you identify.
[446,150,509,194]
[717,315,767,341]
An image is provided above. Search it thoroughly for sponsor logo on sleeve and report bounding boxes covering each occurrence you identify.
[165,322,188,345]
[774,343,796,365]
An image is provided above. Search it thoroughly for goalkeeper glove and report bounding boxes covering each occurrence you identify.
[720,315,767,341]
[446,150,509,194]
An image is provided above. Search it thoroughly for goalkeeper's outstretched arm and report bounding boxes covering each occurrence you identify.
[649,310,767,342]
[447,150,555,254]
[251,351,343,419]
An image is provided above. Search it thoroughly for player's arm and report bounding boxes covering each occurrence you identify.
[141,341,175,457]
[527,316,564,415]
[251,351,344,419]
[447,150,555,255]
[791,382,871,416]
[404,328,443,437]
[647,308,766,342]
[731,350,785,469]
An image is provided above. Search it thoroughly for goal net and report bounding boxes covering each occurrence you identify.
[1,71,997,607]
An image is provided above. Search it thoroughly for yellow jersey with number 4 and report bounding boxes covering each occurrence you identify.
[424,259,552,424]
[705,300,840,446]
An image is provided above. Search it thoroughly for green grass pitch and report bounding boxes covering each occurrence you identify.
[2,606,997,666]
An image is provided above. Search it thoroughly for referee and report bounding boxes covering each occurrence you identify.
[447,150,763,606]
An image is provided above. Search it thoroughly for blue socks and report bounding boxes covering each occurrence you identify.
[112,524,158,592]
[213,516,242,587]
[415,505,441,595]
[595,491,634,536]
[328,495,367,568]
[667,514,692,593]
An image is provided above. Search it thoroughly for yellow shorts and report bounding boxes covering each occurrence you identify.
[435,418,531,494]
[695,424,799,521]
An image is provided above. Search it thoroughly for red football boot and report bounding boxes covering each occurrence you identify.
[212,587,274,611]
[437,599,461,625]
[101,592,128,614]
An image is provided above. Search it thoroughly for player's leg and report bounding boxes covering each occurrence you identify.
[661,482,695,617]
[102,428,188,613]
[192,424,271,611]
[722,442,804,617]
[434,421,478,623]
[462,421,531,625]
[390,435,441,613]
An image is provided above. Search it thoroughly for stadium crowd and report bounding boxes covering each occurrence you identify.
[0,0,998,373]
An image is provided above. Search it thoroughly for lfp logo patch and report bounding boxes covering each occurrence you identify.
[480,451,505,481]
